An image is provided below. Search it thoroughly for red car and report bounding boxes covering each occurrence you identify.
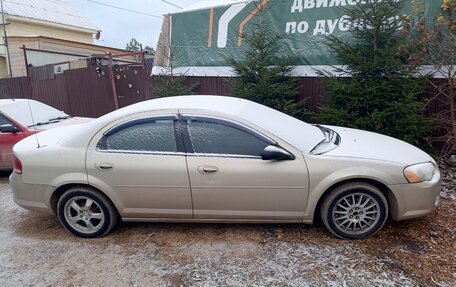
[0,99,92,170]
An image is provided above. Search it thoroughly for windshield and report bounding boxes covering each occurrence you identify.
[235,101,325,153]
[0,100,69,127]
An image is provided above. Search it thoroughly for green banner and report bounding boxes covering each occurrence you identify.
[168,0,441,74]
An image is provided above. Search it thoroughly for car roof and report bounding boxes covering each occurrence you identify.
[113,95,259,116]
[0,99,31,106]
[94,96,324,153]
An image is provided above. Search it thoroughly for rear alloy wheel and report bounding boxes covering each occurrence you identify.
[320,182,388,240]
[57,186,118,238]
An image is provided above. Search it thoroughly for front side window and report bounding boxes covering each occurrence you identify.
[0,113,13,128]
[98,118,177,153]
[185,118,270,156]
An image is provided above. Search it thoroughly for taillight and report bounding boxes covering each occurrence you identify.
[13,155,22,174]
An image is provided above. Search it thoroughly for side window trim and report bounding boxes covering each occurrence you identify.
[173,120,186,153]
[97,115,181,155]
[176,116,194,153]
[104,115,177,136]
[185,153,263,159]
[97,150,187,156]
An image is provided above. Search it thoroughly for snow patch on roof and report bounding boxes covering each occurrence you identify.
[3,0,99,32]
[0,99,28,106]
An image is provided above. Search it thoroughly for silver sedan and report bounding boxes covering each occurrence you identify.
[10,96,441,239]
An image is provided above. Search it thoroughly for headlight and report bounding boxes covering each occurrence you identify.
[404,162,435,183]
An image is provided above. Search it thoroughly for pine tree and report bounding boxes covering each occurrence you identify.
[226,2,310,121]
[401,0,455,156]
[153,46,199,98]
[153,76,199,98]
[317,0,431,150]
[125,38,142,52]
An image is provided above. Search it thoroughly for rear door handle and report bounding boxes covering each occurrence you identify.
[96,162,114,171]
[197,165,219,175]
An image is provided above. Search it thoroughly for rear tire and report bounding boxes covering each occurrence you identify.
[57,186,118,238]
[320,182,388,240]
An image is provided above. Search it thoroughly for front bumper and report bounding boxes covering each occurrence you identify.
[388,170,441,221]
[9,172,54,215]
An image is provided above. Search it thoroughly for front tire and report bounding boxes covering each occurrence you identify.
[57,186,118,238]
[320,182,388,240]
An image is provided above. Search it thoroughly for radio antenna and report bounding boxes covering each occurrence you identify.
[26,99,40,148]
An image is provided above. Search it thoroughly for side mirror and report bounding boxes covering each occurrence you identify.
[0,124,20,133]
[261,145,295,161]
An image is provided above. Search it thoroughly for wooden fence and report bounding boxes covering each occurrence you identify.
[0,64,451,150]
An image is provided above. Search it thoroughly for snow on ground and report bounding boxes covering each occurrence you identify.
[142,241,415,287]
[440,161,456,200]
[0,173,454,286]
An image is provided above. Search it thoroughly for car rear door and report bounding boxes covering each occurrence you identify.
[181,114,309,221]
[86,112,193,219]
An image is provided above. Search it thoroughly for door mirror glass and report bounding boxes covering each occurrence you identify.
[0,124,19,133]
[261,145,295,161]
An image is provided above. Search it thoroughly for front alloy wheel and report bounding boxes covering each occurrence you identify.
[321,182,388,240]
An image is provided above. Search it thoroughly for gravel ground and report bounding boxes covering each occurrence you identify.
[440,161,456,200]
[0,168,454,287]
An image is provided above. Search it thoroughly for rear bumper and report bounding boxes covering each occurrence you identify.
[388,171,441,221]
[9,172,54,215]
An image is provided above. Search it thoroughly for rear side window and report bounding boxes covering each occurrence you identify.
[98,118,177,152]
[185,118,270,156]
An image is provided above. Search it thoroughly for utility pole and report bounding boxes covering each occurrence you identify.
[1,0,12,77]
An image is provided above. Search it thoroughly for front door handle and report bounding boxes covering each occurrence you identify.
[197,165,219,175]
[96,162,114,171]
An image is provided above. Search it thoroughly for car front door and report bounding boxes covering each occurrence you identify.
[0,113,28,169]
[86,113,193,219]
[182,114,310,221]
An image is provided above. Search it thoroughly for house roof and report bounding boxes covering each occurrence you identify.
[8,35,129,53]
[2,0,99,32]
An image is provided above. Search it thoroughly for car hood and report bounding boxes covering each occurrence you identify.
[322,126,433,165]
[33,117,93,131]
